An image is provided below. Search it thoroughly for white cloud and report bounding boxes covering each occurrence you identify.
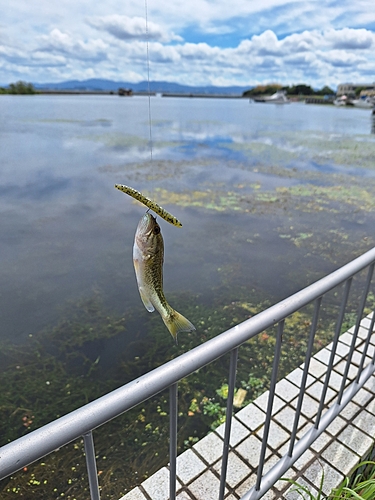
[38,29,108,62]
[88,15,182,43]
[325,27,375,49]
[318,49,366,68]
[1,0,375,88]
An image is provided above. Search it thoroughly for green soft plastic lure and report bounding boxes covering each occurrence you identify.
[115,184,182,227]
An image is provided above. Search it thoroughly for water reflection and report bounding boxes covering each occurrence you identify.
[372,113,375,134]
[1,95,375,344]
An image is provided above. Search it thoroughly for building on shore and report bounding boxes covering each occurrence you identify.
[337,82,375,97]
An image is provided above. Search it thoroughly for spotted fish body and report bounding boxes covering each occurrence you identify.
[115,184,182,227]
[133,213,195,343]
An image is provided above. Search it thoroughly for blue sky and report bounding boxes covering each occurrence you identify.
[1,0,375,88]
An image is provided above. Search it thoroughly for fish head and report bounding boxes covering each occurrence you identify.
[135,212,163,255]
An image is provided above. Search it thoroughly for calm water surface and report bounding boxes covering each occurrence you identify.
[1,95,374,343]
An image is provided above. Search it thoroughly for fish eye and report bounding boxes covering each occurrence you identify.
[153,225,160,235]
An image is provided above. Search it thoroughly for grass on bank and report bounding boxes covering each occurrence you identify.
[282,459,375,499]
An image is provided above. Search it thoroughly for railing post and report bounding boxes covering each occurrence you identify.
[83,431,100,500]
[256,320,284,491]
[219,347,239,500]
[289,297,322,456]
[338,263,374,404]
[356,310,375,382]
[315,279,352,428]
[169,383,178,500]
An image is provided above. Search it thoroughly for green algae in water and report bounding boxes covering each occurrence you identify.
[2,276,374,500]
[0,285,340,499]
[135,178,375,218]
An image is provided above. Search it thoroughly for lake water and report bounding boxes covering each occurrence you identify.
[1,95,375,344]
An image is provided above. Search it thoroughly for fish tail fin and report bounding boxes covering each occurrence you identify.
[162,309,196,345]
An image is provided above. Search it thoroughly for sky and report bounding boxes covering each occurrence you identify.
[1,0,375,89]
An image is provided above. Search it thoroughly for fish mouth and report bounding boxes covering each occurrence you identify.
[137,212,158,233]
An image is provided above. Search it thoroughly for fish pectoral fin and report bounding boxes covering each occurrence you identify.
[139,287,155,312]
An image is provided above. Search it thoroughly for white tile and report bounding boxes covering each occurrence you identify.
[363,374,375,393]
[308,358,327,378]
[236,402,266,431]
[263,453,280,475]
[326,340,350,359]
[286,368,315,388]
[256,422,289,449]
[322,441,359,475]
[361,314,374,329]
[275,379,300,403]
[234,473,257,498]
[339,402,361,421]
[351,350,371,367]
[235,434,271,468]
[310,432,332,453]
[326,415,347,436]
[274,405,306,431]
[119,487,147,500]
[215,417,250,446]
[365,396,375,416]
[303,459,344,495]
[193,432,223,464]
[177,491,194,500]
[314,348,335,366]
[254,391,285,414]
[352,388,373,407]
[357,325,370,340]
[189,470,225,500]
[296,421,311,440]
[325,369,345,391]
[294,449,315,471]
[142,467,179,500]
[282,477,318,500]
[337,425,373,457]
[290,394,320,419]
[339,331,354,346]
[235,476,277,499]
[353,410,375,437]
[333,360,358,380]
[306,380,336,404]
[273,466,298,492]
[177,448,206,484]
[213,452,251,488]
[333,341,351,357]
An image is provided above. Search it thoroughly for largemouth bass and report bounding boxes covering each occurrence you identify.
[133,212,195,343]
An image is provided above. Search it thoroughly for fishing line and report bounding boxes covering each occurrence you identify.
[144,0,153,164]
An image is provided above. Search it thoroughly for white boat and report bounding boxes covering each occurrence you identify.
[253,90,290,104]
[333,95,347,106]
[351,96,375,109]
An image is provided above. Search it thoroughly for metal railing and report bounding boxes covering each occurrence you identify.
[1,247,375,500]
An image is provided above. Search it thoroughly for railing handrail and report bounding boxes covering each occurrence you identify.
[1,246,375,481]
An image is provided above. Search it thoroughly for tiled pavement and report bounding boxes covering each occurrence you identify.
[120,313,375,500]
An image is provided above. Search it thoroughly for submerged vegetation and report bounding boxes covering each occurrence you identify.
[1,277,374,499]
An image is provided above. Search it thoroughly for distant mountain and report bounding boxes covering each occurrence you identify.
[32,78,250,95]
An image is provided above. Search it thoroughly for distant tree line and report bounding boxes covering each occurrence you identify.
[243,83,335,97]
[0,81,36,94]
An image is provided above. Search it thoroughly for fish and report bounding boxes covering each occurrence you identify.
[115,184,182,227]
[133,212,195,343]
